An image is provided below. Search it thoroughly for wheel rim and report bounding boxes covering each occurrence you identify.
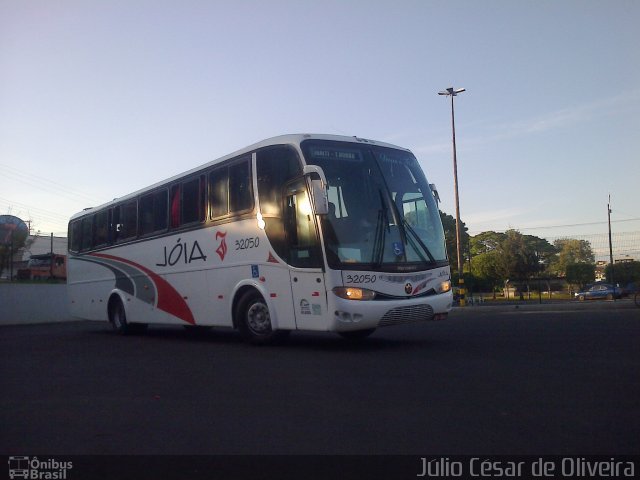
[113,304,124,328]
[246,301,271,336]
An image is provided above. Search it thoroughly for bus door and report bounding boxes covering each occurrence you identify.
[283,179,327,330]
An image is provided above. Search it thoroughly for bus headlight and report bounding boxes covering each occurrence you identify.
[437,280,452,294]
[333,287,376,301]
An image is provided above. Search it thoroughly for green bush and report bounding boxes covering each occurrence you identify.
[565,263,595,289]
[605,261,640,285]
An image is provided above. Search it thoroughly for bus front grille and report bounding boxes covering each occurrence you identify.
[378,304,434,327]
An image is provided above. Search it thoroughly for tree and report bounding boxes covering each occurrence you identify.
[497,230,542,280]
[470,231,505,256]
[566,263,596,289]
[551,239,595,276]
[605,261,640,286]
[523,234,556,272]
[439,210,469,276]
[0,215,32,279]
[496,230,551,299]
[468,230,555,297]
[470,250,503,297]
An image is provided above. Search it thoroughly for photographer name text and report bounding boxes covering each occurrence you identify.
[418,457,635,478]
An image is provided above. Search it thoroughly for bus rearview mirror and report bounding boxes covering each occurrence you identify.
[303,165,329,215]
[430,183,441,203]
[310,179,329,215]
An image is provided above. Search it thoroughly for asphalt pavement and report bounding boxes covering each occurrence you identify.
[1,304,639,456]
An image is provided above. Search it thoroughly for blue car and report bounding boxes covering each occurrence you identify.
[575,283,622,301]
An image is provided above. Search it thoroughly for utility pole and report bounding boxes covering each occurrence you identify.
[9,231,14,283]
[608,195,615,298]
[50,232,54,279]
[439,87,466,305]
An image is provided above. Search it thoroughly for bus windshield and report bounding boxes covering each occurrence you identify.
[302,140,448,272]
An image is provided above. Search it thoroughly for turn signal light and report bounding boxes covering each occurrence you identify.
[332,287,376,301]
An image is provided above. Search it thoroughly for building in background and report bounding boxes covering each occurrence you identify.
[3,234,68,281]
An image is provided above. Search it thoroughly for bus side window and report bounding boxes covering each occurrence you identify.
[256,146,302,263]
[112,206,121,242]
[283,180,322,268]
[69,220,82,252]
[229,158,253,213]
[140,194,154,234]
[94,210,109,247]
[113,200,138,242]
[209,168,229,218]
[140,190,168,235]
[182,176,204,224]
[153,190,168,232]
[257,146,301,215]
[80,216,94,251]
[123,201,137,239]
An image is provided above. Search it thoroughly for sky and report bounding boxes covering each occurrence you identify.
[1,0,639,259]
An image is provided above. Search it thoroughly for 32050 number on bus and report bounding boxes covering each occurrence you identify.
[235,237,260,250]
[345,274,377,284]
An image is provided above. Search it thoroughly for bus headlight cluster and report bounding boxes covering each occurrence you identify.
[332,287,376,301]
[437,280,452,294]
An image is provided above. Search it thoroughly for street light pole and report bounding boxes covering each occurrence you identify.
[439,87,466,304]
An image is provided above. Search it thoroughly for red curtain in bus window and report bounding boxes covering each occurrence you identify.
[171,184,181,228]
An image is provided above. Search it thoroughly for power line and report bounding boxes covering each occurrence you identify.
[0,197,72,235]
[545,231,640,262]
[521,218,640,230]
[0,197,71,223]
[0,163,103,205]
[468,217,640,235]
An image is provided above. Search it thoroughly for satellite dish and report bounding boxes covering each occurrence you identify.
[0,215,29,246]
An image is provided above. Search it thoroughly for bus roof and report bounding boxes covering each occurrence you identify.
[69,133,410,221]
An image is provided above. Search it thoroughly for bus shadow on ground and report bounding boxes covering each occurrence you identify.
[87,322,441,352]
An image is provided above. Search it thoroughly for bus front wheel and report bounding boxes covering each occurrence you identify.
[236,290,288,345]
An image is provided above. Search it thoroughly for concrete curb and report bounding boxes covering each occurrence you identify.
[451,298,638,314]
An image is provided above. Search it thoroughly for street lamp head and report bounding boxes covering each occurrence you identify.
[438,87,466,96]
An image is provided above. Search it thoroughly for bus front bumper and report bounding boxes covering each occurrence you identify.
[329,291,453,332]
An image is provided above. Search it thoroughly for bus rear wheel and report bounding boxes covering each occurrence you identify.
[108,297,147,335]
[236,290,288,345]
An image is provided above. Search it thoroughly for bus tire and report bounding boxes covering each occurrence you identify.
[338,328,375,341]
[235,290,288,345]
[108,297,147,335]
[108,297,129,334]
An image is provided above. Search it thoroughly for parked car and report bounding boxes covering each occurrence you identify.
[575,283,622,301]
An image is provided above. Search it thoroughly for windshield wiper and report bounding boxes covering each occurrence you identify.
[371,190,389,267]
[402,218,436,264]
[372,209,386,267]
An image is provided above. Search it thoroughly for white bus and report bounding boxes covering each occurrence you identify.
[68,134,452,343]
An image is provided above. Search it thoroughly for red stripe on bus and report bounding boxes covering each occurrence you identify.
[91,253,196,325]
